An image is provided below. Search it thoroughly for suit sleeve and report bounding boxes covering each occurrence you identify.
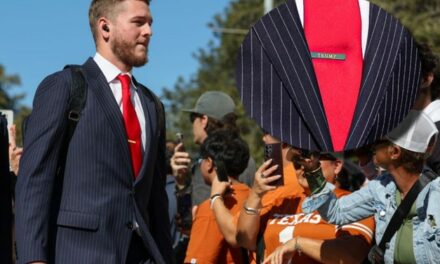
[15,71,70,263]
[149,101,173,263]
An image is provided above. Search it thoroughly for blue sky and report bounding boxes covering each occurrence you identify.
[0,0,232,107]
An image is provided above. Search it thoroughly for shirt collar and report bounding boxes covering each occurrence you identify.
[296,0,369,58]
[93,52,134,85]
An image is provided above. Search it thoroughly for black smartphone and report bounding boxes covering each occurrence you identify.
[176,132,185,151]
[264,143,284,186]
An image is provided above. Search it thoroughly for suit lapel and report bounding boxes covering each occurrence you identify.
[345,4,405,149]
[133,79,156,185]
[81,58,132,174]
[253,0,332,150]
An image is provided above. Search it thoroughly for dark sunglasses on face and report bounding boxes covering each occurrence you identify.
[371,139,391,152]
[190,113,203,123]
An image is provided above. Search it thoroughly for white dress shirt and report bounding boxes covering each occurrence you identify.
[93,53,146,151]
[295,0,370,57]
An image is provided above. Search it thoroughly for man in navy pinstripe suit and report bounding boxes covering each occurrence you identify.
[15,0,172,263]
[237,0,422,152]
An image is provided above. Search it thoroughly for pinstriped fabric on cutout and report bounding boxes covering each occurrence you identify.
[236,0,421,151]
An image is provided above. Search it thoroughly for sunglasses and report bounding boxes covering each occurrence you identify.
[371,139,392,151]
[190,113,203,123]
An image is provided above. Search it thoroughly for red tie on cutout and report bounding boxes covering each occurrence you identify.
[117,74,142,178]
[304,0,363,151]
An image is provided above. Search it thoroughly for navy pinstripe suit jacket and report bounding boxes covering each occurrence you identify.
[15,58,172,263]
[237,0,421,152]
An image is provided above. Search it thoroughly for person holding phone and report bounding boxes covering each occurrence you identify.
[236,139,375,263]
[300,111,440,263]
[184,130,250,264]
[170,91,256,218]
[260,150,374,264]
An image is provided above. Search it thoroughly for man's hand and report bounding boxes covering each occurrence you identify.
[251,159,281,198]
[8,124,23,175]
[263,237,298,264]
[210,176,231,197]
[191,205,198,220]
[170,143,191,184]
[286,148,320,173]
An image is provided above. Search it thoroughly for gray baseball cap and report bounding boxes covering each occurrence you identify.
[183,91,235,120]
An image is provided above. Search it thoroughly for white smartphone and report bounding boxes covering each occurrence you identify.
[0,109,14,141]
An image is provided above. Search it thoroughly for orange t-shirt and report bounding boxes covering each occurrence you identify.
[247,165,304,263]
[185,183,250,264]
[257,188,375,264]
[260,164,304,217]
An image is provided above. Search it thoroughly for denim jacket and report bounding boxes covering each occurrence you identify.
[302,173,440,263]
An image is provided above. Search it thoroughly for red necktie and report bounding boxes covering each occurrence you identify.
[117,74,142,178]
[304,0,363,151]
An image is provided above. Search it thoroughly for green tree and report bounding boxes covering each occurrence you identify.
[370,0,440,56]
[0,65,31,146]
[163,0,440,161]
[163,0,285,162]
[0,65,22,110]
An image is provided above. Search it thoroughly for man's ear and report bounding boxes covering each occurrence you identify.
[98,17,111,40]
[334,160,343,175]
[426,135,437,155]
[389,145,401,160]
[201,115,209,129]
[422,72,434,89]
[206,157,215,173]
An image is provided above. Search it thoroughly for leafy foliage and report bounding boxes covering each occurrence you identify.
[162,0,439,162]
[162,0,285,162]
[370,0,440,56]
[0,65,31,146]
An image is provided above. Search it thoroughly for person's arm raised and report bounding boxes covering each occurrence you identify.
[170,143,191,187]
[210,177,238,246]
[236,159,280,250]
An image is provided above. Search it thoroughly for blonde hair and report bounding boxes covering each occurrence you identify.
[88,0,150,42]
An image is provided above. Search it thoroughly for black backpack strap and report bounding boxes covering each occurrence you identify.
[22,65,88,160]
[57,65,87,173]
[64,65,87,138]
[377,181,423,250]
[420,167,438,185]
